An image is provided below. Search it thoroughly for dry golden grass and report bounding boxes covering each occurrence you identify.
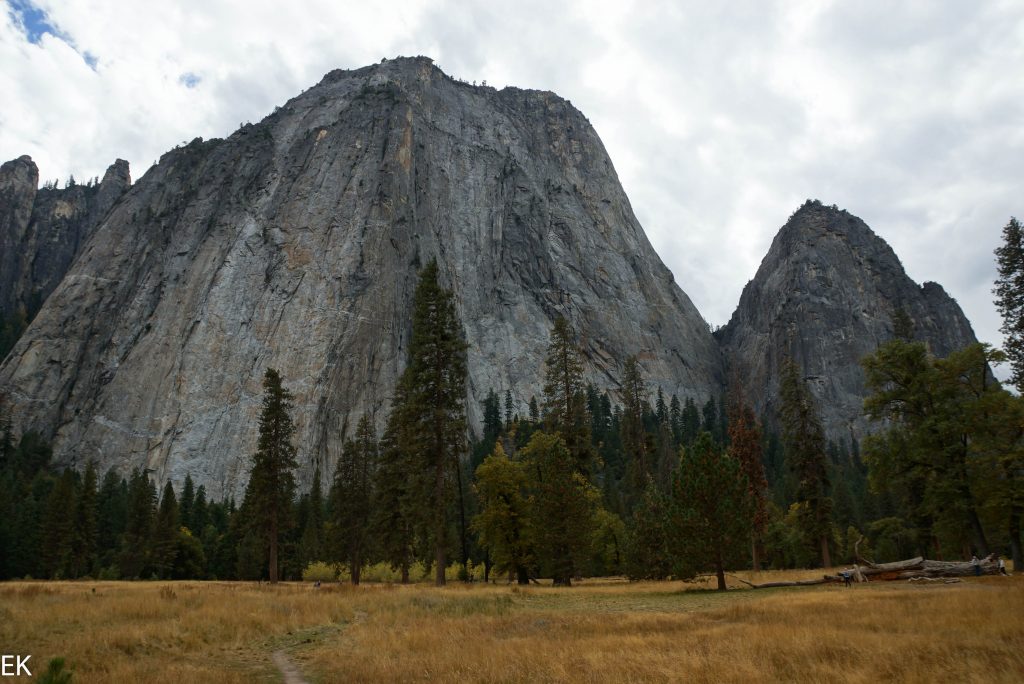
[2,572,1022,683]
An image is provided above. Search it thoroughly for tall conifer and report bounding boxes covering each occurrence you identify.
[779,359,832,567]
[727,392,768,570]
[383,261,467,586]
[332,416,377,584]
[241,368,298,583]
[620,355,651,509]
[120,469,156,578]
[542,317,591,474]
[298,465,325,569]
[666,432,752,590]
[373,398,416,583]
[68,461,99,577]
[994,217,1024,392]
[152,481,179,578]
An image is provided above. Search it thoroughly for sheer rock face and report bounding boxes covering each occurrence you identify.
[0,156,131,321]
[0,57,722,497]
[716,200,978,443]
[0,156,41,318]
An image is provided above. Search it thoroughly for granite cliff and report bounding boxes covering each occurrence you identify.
[0,155,131,329]
[0,57,722,497]
[716,200,979,444]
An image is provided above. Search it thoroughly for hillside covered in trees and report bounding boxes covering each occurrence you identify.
[4,222,1022,584]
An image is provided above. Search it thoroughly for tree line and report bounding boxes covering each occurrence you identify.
[2,217,1023,585]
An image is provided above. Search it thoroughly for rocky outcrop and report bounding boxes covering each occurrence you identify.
[0,156,40,319]
[0,57,722,497]
[0,156,131,325]
[716,200,978,443]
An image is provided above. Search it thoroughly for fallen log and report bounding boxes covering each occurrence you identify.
[731,552,1002,590]
[855,553,1001,580]
[704,573,834,589]
[746,577,831,588]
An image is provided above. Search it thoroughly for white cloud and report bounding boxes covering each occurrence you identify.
[2,0,1022,374]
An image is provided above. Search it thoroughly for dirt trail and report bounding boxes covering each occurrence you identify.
[271,650,309,684]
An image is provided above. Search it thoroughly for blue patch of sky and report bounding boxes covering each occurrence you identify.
[8,0,97,71]
[179,72,201,88]
[7,0,57,43]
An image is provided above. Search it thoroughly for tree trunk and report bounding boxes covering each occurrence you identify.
[820,533,831,569]
[751,534,760,572]
[483,550,492,584]
[456,459,469,579]
[516,565,530,585]
[351,559,360,586]
[853,554,1002,579]
[715,553,726,591]
[435,458,447,587]
[1009,505,1023,571]
[435,546,446,586]
[269,516,279,584]
[401,561,409,584]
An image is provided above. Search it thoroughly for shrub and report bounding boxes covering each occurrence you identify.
[301,561,340,582]
[38,657,73,684]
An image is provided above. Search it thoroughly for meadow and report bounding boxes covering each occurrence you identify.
[2,570,1022,683]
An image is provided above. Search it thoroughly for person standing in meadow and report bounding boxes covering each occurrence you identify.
[971,556,981,576]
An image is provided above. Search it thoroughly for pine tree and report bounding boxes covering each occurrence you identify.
[892,308,915,342]
[241,368,299,583]
[192,485,209,534]
[655,388,668,425]
[504,390,515,430]
[727,392,769,570]
[654,418,676,492]
[120,469,156,578]
[669,394,683,447]
[528,397,539,423]
[298,465,326,570]
[666,432,752,590]
[96,470,127,571]
[68,460,98,577]
[701,397,718,444]
[481,389,502,451]
[779,359,832,568]
[522,431,601,586]
[992,216,1024,568]
[994,217,1024,392]
[681,398,700,446]
[862,341,1016,561]
[542,317,592,474]
[179,474,195,532]
[331,416,377,584]
[373,379,417,583]
[620,355,651,510]
[152,481,179,578]
[387,260,468,586]
[623,485,673,580]
[40,469,76,578]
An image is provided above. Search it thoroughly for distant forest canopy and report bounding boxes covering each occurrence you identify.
[2,218,1023,585]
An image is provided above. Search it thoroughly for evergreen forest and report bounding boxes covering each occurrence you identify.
[2,220,1023,587]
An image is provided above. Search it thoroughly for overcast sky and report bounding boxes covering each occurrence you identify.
[2,0,1022,372]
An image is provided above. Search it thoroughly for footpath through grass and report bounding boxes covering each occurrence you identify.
[2,573,1022,683]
